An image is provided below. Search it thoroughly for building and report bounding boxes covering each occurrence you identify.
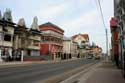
[0,9,15,61]
[63,37,78,59]
[110,18,119,62]
[0,9,42,61]
[87,45,102,59]
[111,0,125,77]
[72,34,90,58]
[72,34,89,46]
[14,17,42,61]
[25,17,41,57]
[39,22,64,60]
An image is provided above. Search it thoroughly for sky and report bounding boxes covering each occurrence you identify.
[0,0,113,53]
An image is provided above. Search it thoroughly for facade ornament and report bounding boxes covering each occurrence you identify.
[3,8,13,22]
[31,16,40,31]
[18,18,26,27]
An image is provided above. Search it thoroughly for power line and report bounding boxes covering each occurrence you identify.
[96,0,106,29]
[95,0,109,55]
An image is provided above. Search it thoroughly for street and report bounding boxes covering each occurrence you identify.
[0,59,99,83]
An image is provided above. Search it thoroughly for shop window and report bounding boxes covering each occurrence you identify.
[4,34,11,41]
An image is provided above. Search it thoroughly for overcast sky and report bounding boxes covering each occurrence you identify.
[0,0,113,53]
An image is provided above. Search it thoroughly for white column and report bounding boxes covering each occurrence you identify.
[54,52,57,61]
[21,50,23,62]
[9,48,12,58]
[0,49,3,61]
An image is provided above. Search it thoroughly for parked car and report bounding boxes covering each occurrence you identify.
[94,55,100,60]
[87,54,94,59]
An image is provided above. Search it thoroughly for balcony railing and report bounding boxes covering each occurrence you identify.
[41,41,63,46]
[27,45,40,50]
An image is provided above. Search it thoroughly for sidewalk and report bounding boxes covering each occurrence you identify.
[61,60,125,83]
[79,61,125,83]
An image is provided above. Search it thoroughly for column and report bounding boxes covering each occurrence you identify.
[9,48,12,58]
[21,50,24,62]
[0,49,3,61]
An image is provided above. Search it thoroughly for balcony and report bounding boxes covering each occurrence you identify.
[41,41,63,46]
[27,45,40,50]
[28,35,41,41]
[0,41,13,47]
[43,33,63,39]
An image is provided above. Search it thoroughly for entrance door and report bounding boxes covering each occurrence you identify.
[27,50,31,56]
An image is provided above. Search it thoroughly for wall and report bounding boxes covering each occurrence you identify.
[40,44,49,55]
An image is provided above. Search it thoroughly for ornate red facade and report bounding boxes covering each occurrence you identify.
[39,22,64,60]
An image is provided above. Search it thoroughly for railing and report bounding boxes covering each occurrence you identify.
[41,41,63,46]
[27,45,40,50]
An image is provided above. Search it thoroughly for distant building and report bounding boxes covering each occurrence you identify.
[72,34,89,47]
[87,45,102,58]
[72,34,90,58]
[63,37,78,59]
[39,22,64,60]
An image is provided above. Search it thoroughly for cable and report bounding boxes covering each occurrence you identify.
[96,0,106,29]
[94,0,109,55]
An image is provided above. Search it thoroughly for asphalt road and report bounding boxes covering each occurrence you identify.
[0,59,98,83]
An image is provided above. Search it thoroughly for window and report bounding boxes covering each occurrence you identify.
[4,34,11,41]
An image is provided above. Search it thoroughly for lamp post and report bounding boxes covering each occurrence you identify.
[106,28,109,61]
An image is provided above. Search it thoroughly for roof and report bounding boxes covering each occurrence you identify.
[72,33,89,41]
[39,22,64,32]
[0,19,16,26]
[81,34,89,40]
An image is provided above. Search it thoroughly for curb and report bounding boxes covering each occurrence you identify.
[0,58,85,68]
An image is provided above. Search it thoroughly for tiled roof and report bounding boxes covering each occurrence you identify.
[39,22,64,32]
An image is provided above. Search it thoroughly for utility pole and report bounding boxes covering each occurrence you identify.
[106,28,108,61]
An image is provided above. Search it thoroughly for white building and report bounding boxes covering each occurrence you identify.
[63,37,78,59]
[72,34,90,58]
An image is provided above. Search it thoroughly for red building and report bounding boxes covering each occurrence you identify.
[39,22,64,60]
[110,17,119,64]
